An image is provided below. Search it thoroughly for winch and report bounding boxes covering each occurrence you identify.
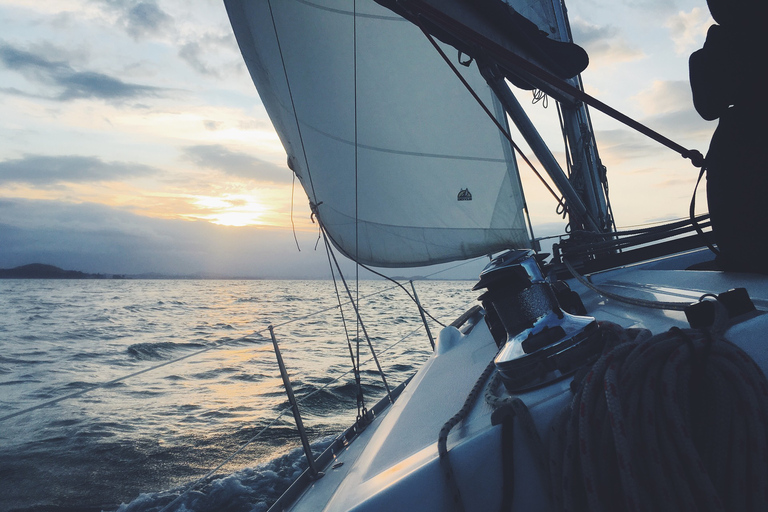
[474,250,602,392]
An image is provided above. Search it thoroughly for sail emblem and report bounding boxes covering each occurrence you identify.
[457,188,472,201]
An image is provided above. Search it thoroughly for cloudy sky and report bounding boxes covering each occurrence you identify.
[0,0,716,278]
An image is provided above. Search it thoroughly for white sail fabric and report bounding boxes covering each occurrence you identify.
[225,0,530,267]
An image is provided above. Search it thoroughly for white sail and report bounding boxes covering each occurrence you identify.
[225,0,530,267]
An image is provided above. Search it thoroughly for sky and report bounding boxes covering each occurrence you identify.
[0,0,717,279]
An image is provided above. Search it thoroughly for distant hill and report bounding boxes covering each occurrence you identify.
[0,263,98,279]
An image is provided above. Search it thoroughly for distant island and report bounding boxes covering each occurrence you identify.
[0,263,117,279]
[0,263,263,280]
[0,263,452,281]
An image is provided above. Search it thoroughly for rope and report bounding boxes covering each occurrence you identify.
[484,371,552,503]
[570,214,710,239]
[563,258,692,311]
[438,360,496,512]
[690,164,720,257]
[532,89,549,108]
[550,319,768,512]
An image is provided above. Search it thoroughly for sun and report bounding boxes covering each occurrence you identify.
[188,194,268,227]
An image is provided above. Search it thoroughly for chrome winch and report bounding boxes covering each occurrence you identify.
[474,250,602,392]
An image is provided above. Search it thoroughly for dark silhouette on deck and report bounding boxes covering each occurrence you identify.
[689,0,768,272]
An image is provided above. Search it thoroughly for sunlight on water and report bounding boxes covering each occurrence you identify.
[0,279,479,511]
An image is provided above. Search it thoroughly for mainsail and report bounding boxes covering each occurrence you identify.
[225,0,531,267]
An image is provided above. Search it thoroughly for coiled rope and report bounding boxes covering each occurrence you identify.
[550,318,768,512]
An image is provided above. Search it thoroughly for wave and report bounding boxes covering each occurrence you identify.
[115,439,332,512]
[126,342,206,361]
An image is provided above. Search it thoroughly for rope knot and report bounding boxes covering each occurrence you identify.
[309,201,323,223]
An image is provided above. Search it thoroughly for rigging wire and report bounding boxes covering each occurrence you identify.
[0,337,253,424]
[323,228,367,421]
[320,227,394,401]
[569,214,711,239]
[354,260,449,329]
[290,173,301,251]
[562,258,691,311]
[555,100,572,220]
[353,0,363,418]
[690,165,719,256]
[421,254,489,279]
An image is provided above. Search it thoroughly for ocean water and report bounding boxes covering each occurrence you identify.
[0,279,479,512]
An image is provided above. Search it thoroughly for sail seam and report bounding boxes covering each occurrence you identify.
[300,121,508,162]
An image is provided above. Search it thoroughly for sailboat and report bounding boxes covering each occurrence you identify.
[224,0,768,511]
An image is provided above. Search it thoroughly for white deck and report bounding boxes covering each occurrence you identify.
[284,249,768,512]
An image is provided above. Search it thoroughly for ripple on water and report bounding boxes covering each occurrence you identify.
[126,342,206,361]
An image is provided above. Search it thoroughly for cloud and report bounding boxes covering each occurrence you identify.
[0,41,165,102]
[622,0,681,13]
[641,108,715,146]
[123,1,172,39]
[632,80,693,116]
[0,198,497,278]
[665,7,712,55]
[96,0,174,40]
[178,41,213,75]
[0,198,336,277]
[571,17,645,68]
[629,80,715,144]
[203,120,222,131]
[178,32,237,77]
[0,154,157,186]
[593,128,656,164]
[182,144,292,183]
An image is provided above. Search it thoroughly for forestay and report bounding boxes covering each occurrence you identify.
[225,0,531,267]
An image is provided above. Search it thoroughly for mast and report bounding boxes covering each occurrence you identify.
[548,0,613,233]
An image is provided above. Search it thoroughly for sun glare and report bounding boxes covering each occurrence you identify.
[189,194,268,227]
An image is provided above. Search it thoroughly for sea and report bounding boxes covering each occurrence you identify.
[0,279,480,512]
